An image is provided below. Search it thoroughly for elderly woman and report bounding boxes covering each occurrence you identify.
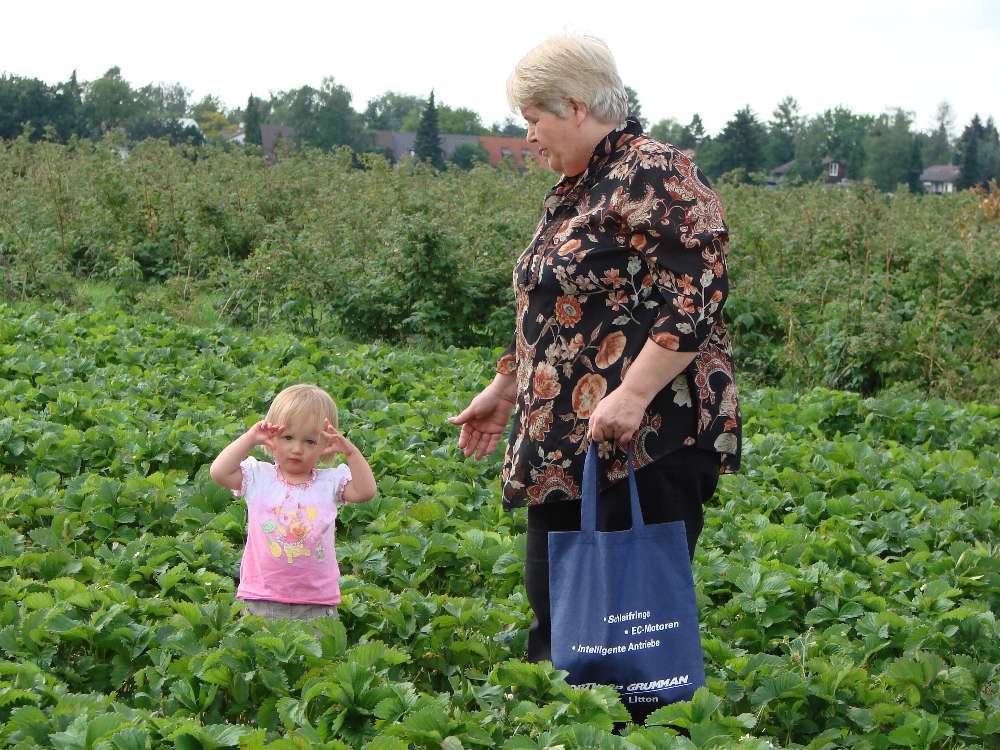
[450,34,741,664]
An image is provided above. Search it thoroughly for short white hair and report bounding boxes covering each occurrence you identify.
[506,34,629,126]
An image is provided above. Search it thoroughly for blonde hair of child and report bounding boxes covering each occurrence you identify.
[265,384,339,433]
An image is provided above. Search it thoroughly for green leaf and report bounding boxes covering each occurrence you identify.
[749,672,806,707]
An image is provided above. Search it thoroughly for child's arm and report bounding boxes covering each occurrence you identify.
[210,421,283,492]
[321,420,377,503]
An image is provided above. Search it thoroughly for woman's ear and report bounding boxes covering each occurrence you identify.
[568,98,589,126]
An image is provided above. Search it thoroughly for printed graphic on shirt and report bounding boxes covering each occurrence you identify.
[259,501,330,564]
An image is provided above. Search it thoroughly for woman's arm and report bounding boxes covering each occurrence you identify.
[589,154,729,446]
[588,341,696,445]
[448,372,517,460]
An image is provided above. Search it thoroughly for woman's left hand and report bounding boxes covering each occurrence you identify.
[587,386,648,446]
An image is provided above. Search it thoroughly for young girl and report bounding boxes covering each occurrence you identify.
[210,383,377,621]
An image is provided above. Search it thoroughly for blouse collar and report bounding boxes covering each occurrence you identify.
[546,117,644,210]
[274,462,319,490]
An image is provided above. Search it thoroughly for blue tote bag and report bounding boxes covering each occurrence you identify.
[548,443,705,715]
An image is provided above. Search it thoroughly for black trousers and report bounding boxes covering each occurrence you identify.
[524,447,720,665]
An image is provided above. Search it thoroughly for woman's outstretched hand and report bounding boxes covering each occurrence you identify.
[449,386,516,460]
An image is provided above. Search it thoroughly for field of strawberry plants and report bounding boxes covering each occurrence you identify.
[1,301,998,749]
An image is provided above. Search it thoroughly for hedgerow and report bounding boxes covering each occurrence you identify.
[1,136,997,400]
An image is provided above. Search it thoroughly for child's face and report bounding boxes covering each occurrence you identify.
[271,418,326,477]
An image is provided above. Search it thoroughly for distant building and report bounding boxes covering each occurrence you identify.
[821,156,848,185]
[222,124,296,158]
[920,164,960,194]
[374,131,480,162]
[478,135,545,168]
[768,160,795,186]
[261,125,296,159]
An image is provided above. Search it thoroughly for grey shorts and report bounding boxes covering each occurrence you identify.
[241,599,338,621]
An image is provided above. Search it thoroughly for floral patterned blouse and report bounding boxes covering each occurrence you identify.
[497,118,741,511]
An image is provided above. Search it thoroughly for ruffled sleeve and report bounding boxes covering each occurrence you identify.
[324,464,353,505]
[233,455,260,498]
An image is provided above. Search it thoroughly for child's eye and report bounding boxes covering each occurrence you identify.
[306,439,316,445]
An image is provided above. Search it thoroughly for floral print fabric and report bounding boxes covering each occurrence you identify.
[498,118,741,510]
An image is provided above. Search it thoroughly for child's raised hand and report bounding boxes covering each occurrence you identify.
[321,418,353,458]
[249,420,284,449]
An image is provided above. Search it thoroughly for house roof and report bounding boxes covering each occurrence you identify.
[261,125,295,156]
[820,156,845,166]
[920,164,960,183]
[771,160,795,175]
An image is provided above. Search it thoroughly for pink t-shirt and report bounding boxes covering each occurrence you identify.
[235,456,352,605]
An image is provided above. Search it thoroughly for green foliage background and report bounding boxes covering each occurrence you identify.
[0,303,997,748]
[2,135,997,402]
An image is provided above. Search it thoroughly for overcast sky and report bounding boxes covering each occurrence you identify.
[4,0,998,136]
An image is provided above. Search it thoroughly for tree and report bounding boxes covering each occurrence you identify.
[191,95,229,139]
[83,67,136,134]
[0,74,55,140]
[437,106,488,135]
[922,100,954,166]
[414,90,445,169]
[956,114,1000,189]
[266,79,369,152]
[766,96,801,169]
[136,82,189,120]
[363,91,423,131]
[981,118,1000,186]
[244,94,262,145]
[191,94,224,121]
[312,77,369,151]
[793,107,872,181]
[490,116,526,137]
[401,101,487,135]
[678,114,706,150]
[52,71,85,140]
[711,106,767,179]
[650,117,686,146]
[450,142,490,170]
[624,85,647,129]
[864,109,920,191]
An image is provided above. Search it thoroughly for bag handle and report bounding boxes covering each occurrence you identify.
[581,441,644,532]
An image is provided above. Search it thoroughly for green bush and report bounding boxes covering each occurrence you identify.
[1,135,997,400]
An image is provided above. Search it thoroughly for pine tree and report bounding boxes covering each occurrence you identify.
[244,94,262,146]
[907,135,924,193]
[716,106,767,178]
[624,85,647,129]
[56,70,84,139]
[956,115,983,189]
[414,90,445,169]
[679,114,706,149]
